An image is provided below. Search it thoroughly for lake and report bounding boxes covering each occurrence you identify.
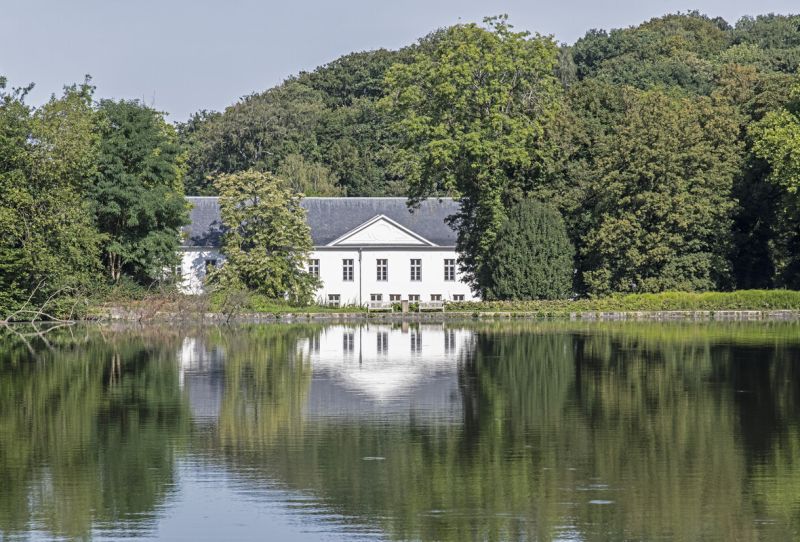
[1,321,799,541]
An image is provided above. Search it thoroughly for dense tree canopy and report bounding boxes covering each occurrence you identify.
[0,81,102,312]
[0,81,188,316]
[552,82,742,294]
[749,83,800,287]
[382,16,563,292]
[92,100,188,282]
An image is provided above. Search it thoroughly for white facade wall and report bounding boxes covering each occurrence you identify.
[311,248,477,305]
[179,248,222,295]
[179,246,478,303]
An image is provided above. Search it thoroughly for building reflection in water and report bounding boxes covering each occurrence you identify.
[178,337,226,423]
[177,325,474,425]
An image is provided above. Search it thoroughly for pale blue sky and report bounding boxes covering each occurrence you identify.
[1,0,797,121]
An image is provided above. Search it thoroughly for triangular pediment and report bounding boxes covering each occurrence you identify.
[327,215,436,247]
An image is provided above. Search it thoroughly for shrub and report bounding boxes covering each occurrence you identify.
[485,200,575,300]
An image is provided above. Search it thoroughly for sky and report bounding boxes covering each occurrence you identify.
[1,0,798,122]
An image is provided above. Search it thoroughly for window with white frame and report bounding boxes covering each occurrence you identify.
[444,259,456,281]
[376,259,388,281]
[430,294,442,301]
[452,294,465,301]
[308,259,320,277]
[370,293,383,302]
[408,294,420,301]
[410,259,421,281]
[389,294,401,301]
[328,294,341,307]
[342,259,354,281]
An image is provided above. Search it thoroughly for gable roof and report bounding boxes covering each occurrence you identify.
[183,197,459,248]
[326,214,437,247]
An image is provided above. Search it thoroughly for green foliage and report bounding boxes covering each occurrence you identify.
[213,170,318,303]
[276,153,342,196]
[451,289,800,313]
[178,49,411,197]
[572,12,730,93]
[0,80,102,314]
[749,83,800,287]
[750,84,800,195]
[549,81,741,295]
[486,200,574,300]
[92,99,188,283]
[382,16,563,292]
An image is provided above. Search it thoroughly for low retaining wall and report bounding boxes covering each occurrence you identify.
[102,308,800,323]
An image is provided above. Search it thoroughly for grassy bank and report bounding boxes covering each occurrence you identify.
[450,290,800,314]
[218,290,800,315]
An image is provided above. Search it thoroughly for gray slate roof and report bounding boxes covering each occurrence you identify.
[183,197,459,248]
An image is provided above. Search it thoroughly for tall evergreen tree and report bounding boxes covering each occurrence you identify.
[486,200,574,300]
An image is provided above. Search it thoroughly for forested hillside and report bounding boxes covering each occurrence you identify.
[179,12,800,292]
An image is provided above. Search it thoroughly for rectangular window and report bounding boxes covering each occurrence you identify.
[370,293,383,302]
[408,294,420,302]
[308,259,320,277]
[376,259,388,281]
[328,294,341,307]
[452,294,465,301]
[343,331,354,353]
[377,331,388,354]
[444,259,456,281]
[389,294,401,301]
[410,259,422,281]
[342,259,354,281]
[430,294,442,301]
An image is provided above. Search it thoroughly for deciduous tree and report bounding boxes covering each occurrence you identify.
[382,16,563,294]
[214,170,318,304]
[0,79,101,313]
[91,100,188,283]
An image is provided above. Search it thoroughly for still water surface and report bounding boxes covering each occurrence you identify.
[1,322,800,541]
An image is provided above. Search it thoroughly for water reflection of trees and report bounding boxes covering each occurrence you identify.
[0,326,189,539]
[209,322,800,541]
[2,323,800,541]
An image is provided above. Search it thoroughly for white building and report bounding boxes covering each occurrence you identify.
[179,197,478,304]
